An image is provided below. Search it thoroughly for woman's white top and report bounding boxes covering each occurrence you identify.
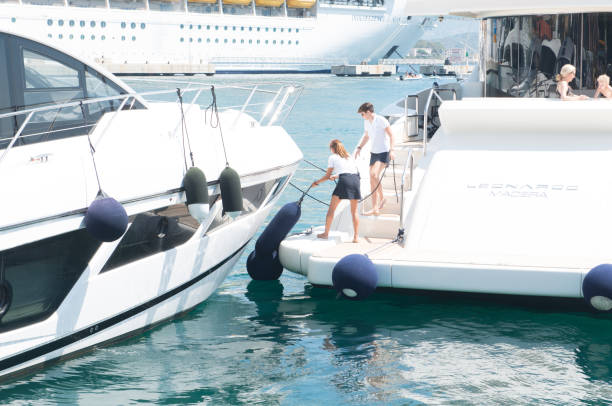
[328,154,358,176]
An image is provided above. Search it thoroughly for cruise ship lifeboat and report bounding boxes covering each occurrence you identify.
[223,0,252,5]
[255,0,284,6]
[287,0,315,8]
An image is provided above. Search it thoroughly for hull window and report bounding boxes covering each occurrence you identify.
[101,204,198,273]
[206,176,289,233]
[101,177,289,272]
[0,230,101,333]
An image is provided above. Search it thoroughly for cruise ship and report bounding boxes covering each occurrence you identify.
[0,0,432,73]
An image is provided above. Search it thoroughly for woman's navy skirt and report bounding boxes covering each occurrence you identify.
[333,173,361,200]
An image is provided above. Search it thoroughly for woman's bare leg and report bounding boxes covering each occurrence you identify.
[350,199,359,242]
[318,195,341,239]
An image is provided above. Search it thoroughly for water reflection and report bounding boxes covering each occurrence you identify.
[242,282,612,404]
[4,280,612,405]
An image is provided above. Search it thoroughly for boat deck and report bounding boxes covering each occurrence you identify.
[314,238,404,260]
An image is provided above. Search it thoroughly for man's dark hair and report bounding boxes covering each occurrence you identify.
[357,102,374,113]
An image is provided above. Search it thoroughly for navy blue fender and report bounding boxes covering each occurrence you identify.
[255,202,301,254]
[583,264,612,311]
[85,196,128,242]
[332,254,377,300]
[246,249,284,281]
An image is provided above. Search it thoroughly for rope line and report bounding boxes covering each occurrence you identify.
[303,159,328,173]
[303,158,337,184]
[176,89,195,170]
[289,182,330,206]
[358,163,389,203]
[177,89,195,170]
[206,86,229,166]
[80,101,102,194]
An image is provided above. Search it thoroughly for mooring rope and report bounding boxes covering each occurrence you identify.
[79,101,103,194]
[303,159,337,185]
[358,163,389,203]
[177,88,195,170]
[289,182,330,206]
[205,86,230,167]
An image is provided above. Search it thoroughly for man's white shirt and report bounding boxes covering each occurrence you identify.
[363,113,390,153]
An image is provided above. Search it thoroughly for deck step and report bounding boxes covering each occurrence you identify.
[359,213,400,239]
[361,190,401,215]
[381,174,408,190]
[383,163,406,177]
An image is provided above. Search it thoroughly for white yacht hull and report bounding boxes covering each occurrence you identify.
[0,30,304,380]
[0,193,283,381]
[280,95,612,304]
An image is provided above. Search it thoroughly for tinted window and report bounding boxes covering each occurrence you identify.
[23,50,79,89]
[20,49,84,138]
[0,229,101,332]
[0,34,137,148]
[0,35,13,142]
[85,70,122,120]
[102,204,198,272]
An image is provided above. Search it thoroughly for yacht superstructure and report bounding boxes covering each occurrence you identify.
[278,1,612,310]
[0,0,431,73]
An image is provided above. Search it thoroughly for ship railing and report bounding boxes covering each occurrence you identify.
[0,82,303,166]
[394,87,455,232]
[422,87,456,156]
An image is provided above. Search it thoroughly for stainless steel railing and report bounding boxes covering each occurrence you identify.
[423,87,456,156]
[0,82,303,166]
[394,86,455,242]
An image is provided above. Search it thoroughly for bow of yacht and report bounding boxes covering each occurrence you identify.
[0,30,302,381]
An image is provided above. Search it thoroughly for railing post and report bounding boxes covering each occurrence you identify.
[268,85,292,126]
[258,86,282,125]
[0,112,34,167]
[233,85,258,128]
[93,96,131,149]
[423,89,435,156]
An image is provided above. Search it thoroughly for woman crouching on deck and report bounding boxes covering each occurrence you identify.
[311,139,361,243]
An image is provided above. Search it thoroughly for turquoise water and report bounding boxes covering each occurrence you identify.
[3,75,612,405]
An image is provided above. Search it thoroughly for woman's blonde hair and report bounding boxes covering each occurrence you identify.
[556,64,576,82]
[330,139,349,159]
[598,74,611,84]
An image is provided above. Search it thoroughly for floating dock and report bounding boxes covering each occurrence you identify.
[100,62,215,76]
[331,64,396,77]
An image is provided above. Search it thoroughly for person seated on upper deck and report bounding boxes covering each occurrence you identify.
[594,74,612,99]
[556,64,589,101]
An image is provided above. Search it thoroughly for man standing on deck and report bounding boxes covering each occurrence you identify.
[355,102,394,216]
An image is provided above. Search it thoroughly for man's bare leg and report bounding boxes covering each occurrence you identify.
[365,161,385,215]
